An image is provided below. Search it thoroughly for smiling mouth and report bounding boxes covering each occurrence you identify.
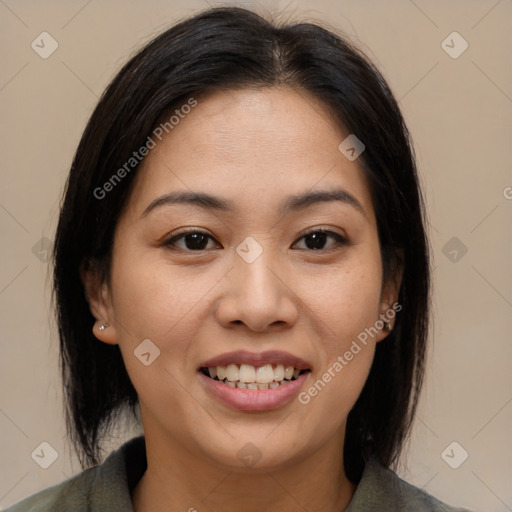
[200,364,311,390]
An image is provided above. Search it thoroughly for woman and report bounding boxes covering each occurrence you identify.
[6,6,472,512]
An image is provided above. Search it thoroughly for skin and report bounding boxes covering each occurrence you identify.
[83,86,402,512]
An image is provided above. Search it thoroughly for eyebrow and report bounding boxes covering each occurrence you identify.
[141,188,367,219]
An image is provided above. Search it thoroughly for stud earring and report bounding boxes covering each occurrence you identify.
[98,323,110,331]
[383,321,391,331]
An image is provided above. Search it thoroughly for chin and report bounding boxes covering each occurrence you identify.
[195,430,313,473]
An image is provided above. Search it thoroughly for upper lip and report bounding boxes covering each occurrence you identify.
[198,350,311,370]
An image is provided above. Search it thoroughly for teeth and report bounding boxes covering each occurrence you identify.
[226,364,239,382]
[220,377,296,390]
[256,364,274,384]
[284,366,294,380]
[274,364,285,381]
[205,363,306,388]
[217,366,226,380]
[239,364,256,383]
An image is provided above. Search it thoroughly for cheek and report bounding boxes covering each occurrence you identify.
[108,247,229,398]
[297,345,375,446]
[309,261,383,347]
[108,251,201,417]
[110,249,211,340]
[296,299,379,441]
[296,256,382,411]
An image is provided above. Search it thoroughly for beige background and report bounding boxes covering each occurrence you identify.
[1,0,511,510]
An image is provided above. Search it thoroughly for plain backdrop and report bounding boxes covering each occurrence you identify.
[1,1,511,510]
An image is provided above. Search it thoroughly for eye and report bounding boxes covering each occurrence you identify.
[163,229,220,251]
[292,229,348,251]
[163,228,348,252]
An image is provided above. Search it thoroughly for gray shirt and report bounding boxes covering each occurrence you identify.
[4,436,472,511]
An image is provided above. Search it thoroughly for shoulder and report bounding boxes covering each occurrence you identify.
[346,457,474,512]
[4,436,146,512]
[3,465,98,512]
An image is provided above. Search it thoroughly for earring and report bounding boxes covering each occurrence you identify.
[383,321,391,331]
[98,323,110,331]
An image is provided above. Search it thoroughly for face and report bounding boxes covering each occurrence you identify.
[85,86,401,471]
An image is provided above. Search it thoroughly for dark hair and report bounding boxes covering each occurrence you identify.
[52,5,430,481]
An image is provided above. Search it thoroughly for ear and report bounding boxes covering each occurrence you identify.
[375,249,404,343]
[80,259,119,345]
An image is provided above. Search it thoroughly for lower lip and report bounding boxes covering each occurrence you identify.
[198,371,310,411]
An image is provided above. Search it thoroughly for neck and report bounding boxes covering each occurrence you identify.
[132,425,356,512]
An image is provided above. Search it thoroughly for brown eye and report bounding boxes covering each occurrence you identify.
[163,230,219,251]
[163,228,347,252]
[293,229,348,251]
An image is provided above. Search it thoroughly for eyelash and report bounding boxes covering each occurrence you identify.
[162,228,349,253]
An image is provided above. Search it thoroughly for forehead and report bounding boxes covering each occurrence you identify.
[123,86,375,223]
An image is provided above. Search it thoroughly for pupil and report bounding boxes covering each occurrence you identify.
[187,233,208,250]
[306,232,326,250]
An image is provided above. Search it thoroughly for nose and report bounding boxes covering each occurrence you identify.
[214,245,299,333]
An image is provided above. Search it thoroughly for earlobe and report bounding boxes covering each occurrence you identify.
[374,309,395,344]
[93,320,119,345]
[375,312,393,343]
[80,260,119,345]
